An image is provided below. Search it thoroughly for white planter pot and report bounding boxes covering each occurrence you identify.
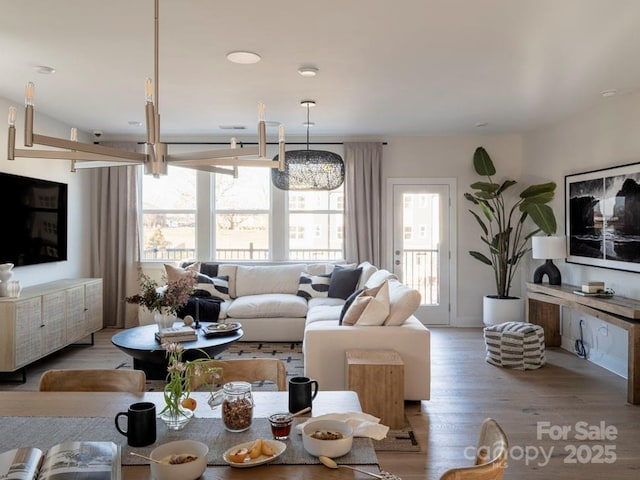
[483,296,524,326]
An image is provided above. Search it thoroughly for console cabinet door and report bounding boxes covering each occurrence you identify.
[85,280,103,333]
[41,291,67,354]
[15,297,43,368]
[66,285,87,342]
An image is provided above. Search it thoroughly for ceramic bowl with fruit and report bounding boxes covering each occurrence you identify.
[302,419,354,458]
[149,440,208,480]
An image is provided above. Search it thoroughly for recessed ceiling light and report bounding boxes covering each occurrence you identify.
[300,100,316,108]
[601,89,617,97]
[298,66,318,77]
[128,121,143,127]
[475,121,488,128]
[226,51,261,64]
[34,65,56,75]
[219,125,246,130]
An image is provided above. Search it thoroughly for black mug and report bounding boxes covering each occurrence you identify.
[288,376,319,413]
[115,402,156,447]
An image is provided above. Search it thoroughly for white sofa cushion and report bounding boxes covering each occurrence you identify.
[306,304,343,324]
[306,263,331,275]
[226,293,307,318]
[385,279,422,326]
[307,297,345,309]
[364,269,398,288]
[235,264,307,297]
[357,262,378,290]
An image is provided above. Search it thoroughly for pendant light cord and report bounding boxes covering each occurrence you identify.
[306,104,310,152]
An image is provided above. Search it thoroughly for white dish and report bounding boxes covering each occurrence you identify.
[302,419,354,458]
[205,322,242,336]
[149,440,208,480]
[223,440,286,468]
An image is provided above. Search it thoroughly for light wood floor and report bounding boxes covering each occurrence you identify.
[2,327,639,479]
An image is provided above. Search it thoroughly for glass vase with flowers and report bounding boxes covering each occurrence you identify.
[160,342,222,430]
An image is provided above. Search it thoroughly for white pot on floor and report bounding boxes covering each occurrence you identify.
[483,296,524,326]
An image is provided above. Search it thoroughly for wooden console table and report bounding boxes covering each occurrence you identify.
[526,282,640,404]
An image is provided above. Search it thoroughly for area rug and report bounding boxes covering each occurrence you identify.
[373,420,420,452]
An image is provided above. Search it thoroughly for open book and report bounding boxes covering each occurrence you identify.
[0,442,120,480]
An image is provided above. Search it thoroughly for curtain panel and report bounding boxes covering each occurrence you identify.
[90,143,141,328]
[344,142,383,266]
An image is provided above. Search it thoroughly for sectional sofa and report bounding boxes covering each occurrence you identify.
[150,261,431,400]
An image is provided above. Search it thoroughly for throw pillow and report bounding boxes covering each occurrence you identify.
[342,281,390,326]
[384,279,422,326]
[165,262,201,282]
[296,272,332,300]
[339,288,364,325]
[328,266,363,300]
[194,274,231,301]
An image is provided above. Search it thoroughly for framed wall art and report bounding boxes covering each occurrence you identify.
[565,162,640,273]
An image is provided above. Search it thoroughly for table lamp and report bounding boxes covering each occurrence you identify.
[532,236,566,285]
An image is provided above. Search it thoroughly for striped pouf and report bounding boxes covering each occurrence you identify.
[483,322,546,370]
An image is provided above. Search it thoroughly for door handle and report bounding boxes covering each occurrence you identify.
[395,260,400,265]
[395,250,400,255]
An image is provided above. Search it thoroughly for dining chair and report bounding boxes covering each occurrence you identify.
[439,418,509,480]
[39,369,147,392]
[189,358,287,391]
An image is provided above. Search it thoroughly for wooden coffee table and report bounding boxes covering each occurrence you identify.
[111,322,243,379]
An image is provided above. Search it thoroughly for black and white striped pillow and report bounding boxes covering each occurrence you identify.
[296,272,331,300]
[195,274,230,301]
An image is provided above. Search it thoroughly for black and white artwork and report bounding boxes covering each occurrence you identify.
[566,162,640,272]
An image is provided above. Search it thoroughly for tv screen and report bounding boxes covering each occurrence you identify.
[0,172,68,266]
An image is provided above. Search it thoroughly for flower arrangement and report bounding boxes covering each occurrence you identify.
[126,273,195,315]
[161,342,222,429]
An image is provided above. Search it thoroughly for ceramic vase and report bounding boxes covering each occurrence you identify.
[0,263,14,297]
[483,296,524,326]
[154,307,176,332]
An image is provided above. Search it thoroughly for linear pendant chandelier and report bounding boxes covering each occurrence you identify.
[6,0,285,177]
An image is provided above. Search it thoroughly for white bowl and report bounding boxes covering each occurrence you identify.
[302,419,354,458]
[150,440,208,480]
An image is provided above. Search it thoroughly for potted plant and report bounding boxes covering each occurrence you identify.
[465,146,557,325]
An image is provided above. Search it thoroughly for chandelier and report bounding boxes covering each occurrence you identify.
[6,0,285,177]
[271,100,344,191]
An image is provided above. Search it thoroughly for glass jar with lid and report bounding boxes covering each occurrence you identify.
[220,381,254,432]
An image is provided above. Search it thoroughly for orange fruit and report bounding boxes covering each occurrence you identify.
[181,397,197,410]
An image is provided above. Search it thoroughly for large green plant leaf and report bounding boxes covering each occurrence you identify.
[496,180,517,195]
[473,147,496,176]
[525,203,557,234]
[464,193,479,204]
[470,182,500,193]
[469,210,489,235]
[479,201,494,221]
[520,182,556,198]
[470,251,493,265]
[520,192,555,207]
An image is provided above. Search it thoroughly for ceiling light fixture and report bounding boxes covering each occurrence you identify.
[226,51,262,64]
[271,100,344,191]
[600,89,618,98]
[297,66,318,77]
[34,65,56,75]
[7,0,284,177]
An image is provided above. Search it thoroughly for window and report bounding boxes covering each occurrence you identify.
[140,148,345,262]
[214,168,270,261]
[287,187,344,261]
[141,166,197,261]
[404,226,413,240]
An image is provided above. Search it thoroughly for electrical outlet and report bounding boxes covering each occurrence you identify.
[599,323,608,336]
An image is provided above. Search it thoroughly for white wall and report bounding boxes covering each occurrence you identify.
[0,97,93,287]
[521,92,640,377]
[382,134,523,326]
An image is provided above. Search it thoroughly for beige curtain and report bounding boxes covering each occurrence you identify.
[90,143,141,328]
[344,142,383,265]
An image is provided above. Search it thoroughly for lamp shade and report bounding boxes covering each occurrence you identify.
[532,236,566,260]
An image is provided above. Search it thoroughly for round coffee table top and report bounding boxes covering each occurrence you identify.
[111,321,243,364]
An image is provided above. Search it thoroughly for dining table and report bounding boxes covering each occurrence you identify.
[0,390,381,479]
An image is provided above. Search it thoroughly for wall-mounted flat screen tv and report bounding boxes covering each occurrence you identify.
[0,172,68,266]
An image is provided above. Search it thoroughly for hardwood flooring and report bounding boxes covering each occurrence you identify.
[2,327,639,478]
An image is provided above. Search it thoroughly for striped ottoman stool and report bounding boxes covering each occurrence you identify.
[483,322,546,370]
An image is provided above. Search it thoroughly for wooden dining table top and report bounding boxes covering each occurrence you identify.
[0,390,380,480]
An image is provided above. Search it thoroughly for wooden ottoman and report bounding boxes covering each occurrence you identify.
[483,321,546,370]
[345,349,405,429]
